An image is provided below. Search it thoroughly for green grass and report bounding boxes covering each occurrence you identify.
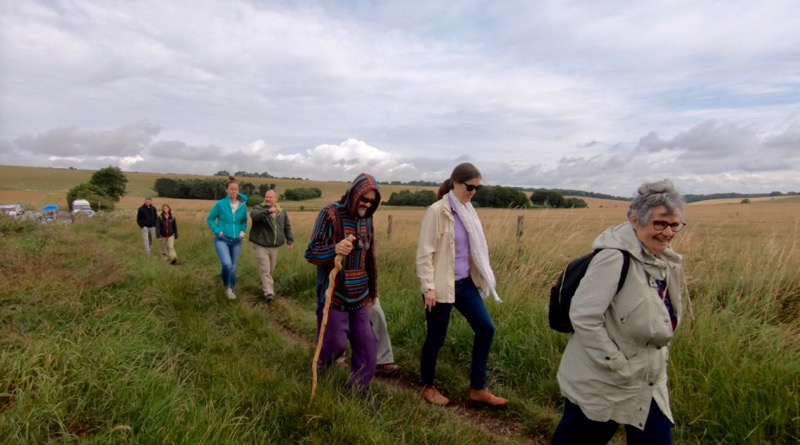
[1,198,799,443]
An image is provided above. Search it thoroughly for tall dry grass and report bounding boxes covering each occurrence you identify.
[1,188,798,443]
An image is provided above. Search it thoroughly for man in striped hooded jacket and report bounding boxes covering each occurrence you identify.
[305,173,381,392]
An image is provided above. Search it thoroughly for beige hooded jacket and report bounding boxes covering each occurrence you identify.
[416,197,489,303]
[557,221,683,430]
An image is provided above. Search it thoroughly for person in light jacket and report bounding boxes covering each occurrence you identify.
[249,189,294,303]
[206,176,248,300]
[552,178,687,445]
[415,162,507,408]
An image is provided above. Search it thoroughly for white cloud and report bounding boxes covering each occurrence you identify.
[1,0,799,195]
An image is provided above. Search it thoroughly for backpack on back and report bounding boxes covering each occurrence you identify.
[548,249,630,333]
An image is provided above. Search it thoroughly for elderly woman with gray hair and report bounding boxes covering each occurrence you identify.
[552,179,687,445]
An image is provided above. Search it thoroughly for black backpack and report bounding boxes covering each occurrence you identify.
[548,249,630,333]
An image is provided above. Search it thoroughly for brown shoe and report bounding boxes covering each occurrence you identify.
[421,386,449,407]
[469,388,508,408]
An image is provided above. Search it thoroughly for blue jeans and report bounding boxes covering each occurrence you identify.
[420,277,496,389]
[552,398,672,445]
[213,236,242,289]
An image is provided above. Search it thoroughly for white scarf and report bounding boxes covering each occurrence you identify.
[448,191,502,302]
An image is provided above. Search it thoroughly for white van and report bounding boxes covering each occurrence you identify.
[1,204,23,216]
[71,199,95,218]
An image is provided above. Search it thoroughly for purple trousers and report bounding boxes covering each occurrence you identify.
[315,304,377,391]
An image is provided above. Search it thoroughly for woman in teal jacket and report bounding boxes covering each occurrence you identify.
[206,176,249,300]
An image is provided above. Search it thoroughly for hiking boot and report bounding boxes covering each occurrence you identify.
[421,386,449,407]
[264,294,274,303]
[376,363,400,377]
[468,388,508,408]
[225,288,236,300]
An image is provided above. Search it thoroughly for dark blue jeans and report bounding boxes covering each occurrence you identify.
[213,236,242,289]
[552,398,672,445]
[420,277,496,389]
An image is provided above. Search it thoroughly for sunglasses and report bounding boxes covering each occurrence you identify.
[359,196,376,205]
[461,182,482,192]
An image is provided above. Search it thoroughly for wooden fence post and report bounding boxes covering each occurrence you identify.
[516,215,524,240]
[387,214,393,240]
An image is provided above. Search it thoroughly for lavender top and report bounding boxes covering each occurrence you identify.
[449,194,471,280]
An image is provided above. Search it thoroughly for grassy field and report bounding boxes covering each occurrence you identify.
[1,166,799,444]
[0,164,439,213]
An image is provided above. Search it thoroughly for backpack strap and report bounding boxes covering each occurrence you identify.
[614,250,631,294]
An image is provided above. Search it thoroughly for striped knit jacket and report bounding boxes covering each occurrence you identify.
[304,173,381,311]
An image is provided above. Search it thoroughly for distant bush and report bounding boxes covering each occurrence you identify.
[473,185,530,208]
[284,187,322,201]
[531,189,587,208]
[741,198,752,204]
[66,165,127,211]
[67,183,115,211]
[386,190,436,206]
[153,178,256,200]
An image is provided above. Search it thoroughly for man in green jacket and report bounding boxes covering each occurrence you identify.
[249,189,294,303]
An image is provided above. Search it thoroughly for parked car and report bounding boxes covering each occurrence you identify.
[71,199,95,218]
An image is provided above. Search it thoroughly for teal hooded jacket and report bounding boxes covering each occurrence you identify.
[206,194,249,239]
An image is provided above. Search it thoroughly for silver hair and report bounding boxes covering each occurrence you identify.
[627,178,685,226]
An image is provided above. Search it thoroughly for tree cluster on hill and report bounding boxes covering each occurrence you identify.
[214,170,306,181]
[386,185,531,208]
[385,190,437,206]
[684,191,798,203]
[214,170,274,178]
[283,187,322,201]
[550,189,629,201]
[386,180,439,187]
[530,189,588,208]
[473,185,531,208]
[66,166,128,211]
[153,178,259,201]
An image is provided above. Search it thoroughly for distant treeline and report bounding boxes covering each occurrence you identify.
[283,187,322,201]
[214,170,305,181]
[685,191,797,203]
[154,178,272,201]
[385,180,440,187]
[547,189,630,201]
[154,178,323,203]
[385,186,587,209]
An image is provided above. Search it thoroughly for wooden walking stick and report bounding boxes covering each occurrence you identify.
[310,234,355,405]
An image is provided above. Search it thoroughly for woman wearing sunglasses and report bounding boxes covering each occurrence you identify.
[553,179,687,445]
[415,162,507,408]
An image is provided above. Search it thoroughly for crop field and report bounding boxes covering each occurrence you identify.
[1,165,798,444]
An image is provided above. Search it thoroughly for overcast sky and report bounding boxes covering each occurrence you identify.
[2,0,799,195]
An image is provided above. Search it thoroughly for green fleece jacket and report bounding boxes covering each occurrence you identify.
[248,203,294,248]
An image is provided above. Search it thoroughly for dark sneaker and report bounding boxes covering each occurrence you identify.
[264,294,274,303]
[376,363,400,377]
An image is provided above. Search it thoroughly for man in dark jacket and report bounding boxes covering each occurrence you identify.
[249,189,294,303]
[136,197,158,255]
[305,173,381,392]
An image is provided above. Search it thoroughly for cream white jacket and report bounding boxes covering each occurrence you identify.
[557,222,683,430]
[416,197,488,303]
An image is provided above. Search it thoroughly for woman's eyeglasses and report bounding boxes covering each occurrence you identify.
[461,182,482,192]
[359,196,376,204]
[652,220,686,232]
